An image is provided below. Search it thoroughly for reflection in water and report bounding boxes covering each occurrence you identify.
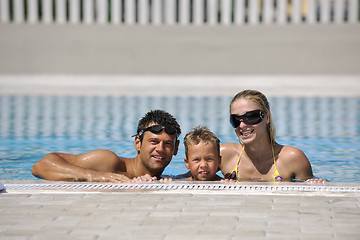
[0,95,359,181]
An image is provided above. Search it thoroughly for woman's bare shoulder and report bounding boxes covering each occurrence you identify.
[220,142,242,173]
[279,145,307,160]
[220,142,241,152]
[278,145,310,169]
[279,145,313,180]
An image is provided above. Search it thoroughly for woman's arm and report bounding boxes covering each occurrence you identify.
[288,147,314,180]
[282,146,326,182]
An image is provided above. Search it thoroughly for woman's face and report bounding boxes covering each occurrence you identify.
[230,98,269,144]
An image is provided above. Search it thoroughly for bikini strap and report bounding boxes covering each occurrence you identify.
[272,144,283,182]
[234,145,245,174]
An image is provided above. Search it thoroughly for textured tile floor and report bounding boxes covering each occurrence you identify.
[1,181,359,240]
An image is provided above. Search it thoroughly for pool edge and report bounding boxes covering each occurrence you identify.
[2,180,359,196]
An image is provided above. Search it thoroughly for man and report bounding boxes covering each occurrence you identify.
[32,110,181,183]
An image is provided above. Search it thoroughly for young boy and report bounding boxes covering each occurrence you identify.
[183,126,222,181]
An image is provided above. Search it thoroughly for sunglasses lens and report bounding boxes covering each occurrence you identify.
[243,111,264,125]
[230,110,264,127]
[149,125,163,133]
[164,126,177,135]
[230,115,240,128]
[140,125,178,138]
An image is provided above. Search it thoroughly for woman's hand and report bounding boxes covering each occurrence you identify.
[305,177,327,183]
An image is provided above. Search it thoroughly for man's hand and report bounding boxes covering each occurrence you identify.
[90,172,131,183]
[128,174,157,183]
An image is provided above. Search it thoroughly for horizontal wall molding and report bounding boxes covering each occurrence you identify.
[1,74,360,96]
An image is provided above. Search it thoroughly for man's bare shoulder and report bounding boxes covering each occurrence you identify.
[85,149,118,157]
[79,149,128,172]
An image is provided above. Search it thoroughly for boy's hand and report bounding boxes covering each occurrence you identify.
[160,178,173,183]
[221,178,235,183]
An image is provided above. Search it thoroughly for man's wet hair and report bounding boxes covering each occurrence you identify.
[136,110,181,141]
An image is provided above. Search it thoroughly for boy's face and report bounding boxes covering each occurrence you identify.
[184,141,221,181]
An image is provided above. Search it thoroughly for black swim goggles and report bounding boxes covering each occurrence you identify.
[136,125,179,138]
[230,110,265,128]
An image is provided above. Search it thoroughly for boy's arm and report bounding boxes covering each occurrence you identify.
[32,150,130,182]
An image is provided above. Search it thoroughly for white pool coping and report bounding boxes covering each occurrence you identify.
[1,74,360,97]
[2,180,360,197]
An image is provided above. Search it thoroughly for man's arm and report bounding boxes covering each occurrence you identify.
[32,150,130,182]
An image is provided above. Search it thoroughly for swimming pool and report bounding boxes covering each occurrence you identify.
[0,95,359,182]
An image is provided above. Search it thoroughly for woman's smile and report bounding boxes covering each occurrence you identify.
[240,129,254,137]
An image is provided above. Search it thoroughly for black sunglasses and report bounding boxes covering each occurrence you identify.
[230,110,265,128]
[136,125,179,138]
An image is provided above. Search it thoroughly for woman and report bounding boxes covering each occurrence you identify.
[220,90,325,182]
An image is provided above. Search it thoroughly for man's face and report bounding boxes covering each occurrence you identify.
[135,125,179,173]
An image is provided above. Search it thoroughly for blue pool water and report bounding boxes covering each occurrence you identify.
[0,95,359,182]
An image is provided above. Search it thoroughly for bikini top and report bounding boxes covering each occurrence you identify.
[225,145,283,182]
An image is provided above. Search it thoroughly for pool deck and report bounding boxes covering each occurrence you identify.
[1,180,359,239]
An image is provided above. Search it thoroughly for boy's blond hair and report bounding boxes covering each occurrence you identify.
[184,126,220,159]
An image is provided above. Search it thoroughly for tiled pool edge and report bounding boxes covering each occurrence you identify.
[2,180,360,196]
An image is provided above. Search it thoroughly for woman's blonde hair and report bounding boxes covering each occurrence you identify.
[230,90,276,144]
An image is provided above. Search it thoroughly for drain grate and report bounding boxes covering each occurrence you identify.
[3,183,360,193]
